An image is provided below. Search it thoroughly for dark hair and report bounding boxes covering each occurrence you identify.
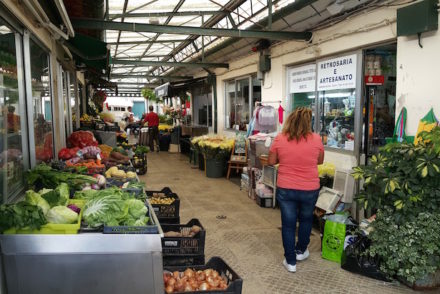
[149,105,154,111]
[283,107,313,141]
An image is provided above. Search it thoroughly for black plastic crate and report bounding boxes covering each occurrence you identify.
[106,177,133,188]
[132,154,147,168]
[135,166,147,175]
[147,193,180,218]
[163,254,205,267]
[161,219,205,255]
[105,123,120,132]
[117,165,136,172]
[145,187,173,196]
[159,216,180,224]
[164,257,243,294]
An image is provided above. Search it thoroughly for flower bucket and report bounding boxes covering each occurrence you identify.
[205,158,226,178]
[198,153,205,171]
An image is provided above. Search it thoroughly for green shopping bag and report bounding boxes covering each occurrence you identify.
[322,220,346,263]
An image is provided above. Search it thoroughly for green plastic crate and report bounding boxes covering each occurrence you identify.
[4,199,85,235]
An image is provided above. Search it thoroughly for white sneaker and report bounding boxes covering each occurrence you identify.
[282,259,296,272]
[296,249,310,261]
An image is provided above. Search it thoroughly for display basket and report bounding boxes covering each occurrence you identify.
[132,154,147,168]
[164,257,243,294]
[161,219,205,255]
[159,216,181,224]
[103,205,159,234]
[4,200,85,235]
[147,193,180,218]
[80,121,94,129]
[135,166,147,175]
[163,254,205,267]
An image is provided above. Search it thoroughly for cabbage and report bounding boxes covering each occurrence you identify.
[83,195,148,227]
[55,183,69,206]
[25,190,50,215]
[46,206,78,224]
[38,188,53,195]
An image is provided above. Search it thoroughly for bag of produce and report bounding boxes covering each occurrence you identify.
[68,131,98,148]
[414,108,438,145]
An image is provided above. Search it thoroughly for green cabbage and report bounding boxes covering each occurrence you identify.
[25,190,50,215]
[83,195,148,227]
[55,183,69,206]
[46,206,78,224]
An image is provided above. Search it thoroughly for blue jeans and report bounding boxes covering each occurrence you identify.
[277,187,319,265]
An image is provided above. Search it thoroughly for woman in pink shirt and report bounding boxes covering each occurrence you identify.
[268,107,324,273]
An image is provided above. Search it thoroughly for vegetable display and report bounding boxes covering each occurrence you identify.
[163,268,228,293]
[46,206,79,224]
[58,147,80,160]
[79,187,149,227]
[134,145,150,156]
[26,164,96,190]
[149,197,175,205]
[105,166,136,179]
[68,131,98,148]
[0,202,47,233]
[164,225,201,237]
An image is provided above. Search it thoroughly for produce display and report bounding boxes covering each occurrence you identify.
[149,197,175,205]
[26,164,97,190]
[58,147,80,160]
[105,166,137,179]
[80,114,92,123]
[163,268,228,293]
[101,148,131,168]
[0,182,80,233]
[98,144,113,158]
[134,145,150,156]
[68,131,98,148]
[73,187,149,228]
[163,225,201,237]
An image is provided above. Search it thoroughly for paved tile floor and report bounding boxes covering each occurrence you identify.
[141,152,418,294]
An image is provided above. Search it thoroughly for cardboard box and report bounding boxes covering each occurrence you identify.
[169,144,180,153]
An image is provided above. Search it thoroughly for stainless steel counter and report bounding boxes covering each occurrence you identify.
[0,203,164,294]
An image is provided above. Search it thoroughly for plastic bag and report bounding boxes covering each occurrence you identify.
[414,108,438,145]
[322,220,346,263]
[341,236,390,281]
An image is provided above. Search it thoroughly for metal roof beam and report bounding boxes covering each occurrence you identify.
[112,59,228,68]
[71,19,312,40]
[110,74,193,80]
[107,40,186,45]
[110,10,224,18]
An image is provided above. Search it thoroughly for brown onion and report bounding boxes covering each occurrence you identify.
[167,277,176,287]
[173,271,180,279]
[184,284,193,292]
[184,268,195,278]
[198,282,210,291]
[165,285,174,294]
[196,272,206,281]
[203,269,212,277]
[163,273,171,284]
[211,270,219,279]
[175,280,185,292]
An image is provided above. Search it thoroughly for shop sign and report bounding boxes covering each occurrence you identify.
[317,54,357,91]
[288,64,316,93]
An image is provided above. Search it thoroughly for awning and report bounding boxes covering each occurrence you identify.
[67,33,110,73]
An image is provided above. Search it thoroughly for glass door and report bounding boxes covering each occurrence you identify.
[0,19,28,203]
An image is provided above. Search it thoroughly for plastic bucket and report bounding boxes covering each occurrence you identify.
[205,158,226,178]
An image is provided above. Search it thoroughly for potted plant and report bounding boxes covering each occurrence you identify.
[192,136,234,178]
[352,127,440,289]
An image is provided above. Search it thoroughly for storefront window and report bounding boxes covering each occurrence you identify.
[225,76,261,131]
[69,72,76,130]
[0,20,26,202]
[30,39,53,163]
[318,89,356,150]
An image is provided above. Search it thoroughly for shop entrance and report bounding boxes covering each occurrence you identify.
[362,44,397,162]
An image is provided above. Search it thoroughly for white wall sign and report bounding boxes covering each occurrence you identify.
[288,64,316,93]
[317,54,357,91]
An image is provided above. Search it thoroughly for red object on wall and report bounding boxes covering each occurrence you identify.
[185,101,191,108]
[365,75,385,85]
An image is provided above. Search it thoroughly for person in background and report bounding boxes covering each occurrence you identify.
[268,107,324,273]
[143,105,160,152]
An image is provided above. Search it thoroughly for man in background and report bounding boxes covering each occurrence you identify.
[143,105,160,152]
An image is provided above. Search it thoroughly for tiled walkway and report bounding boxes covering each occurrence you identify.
[141,152,416,294]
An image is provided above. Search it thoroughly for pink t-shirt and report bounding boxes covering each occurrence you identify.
[270,133,324,191]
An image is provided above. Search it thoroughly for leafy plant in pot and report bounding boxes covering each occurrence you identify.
[352,127,440,288]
